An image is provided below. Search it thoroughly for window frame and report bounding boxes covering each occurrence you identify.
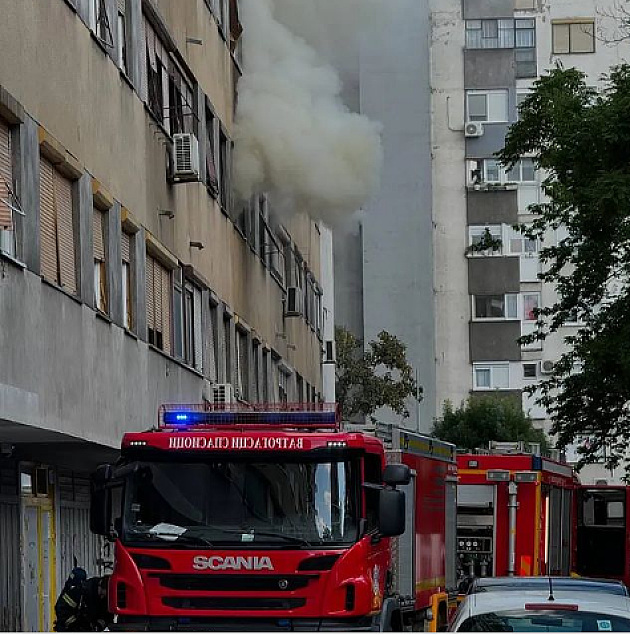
[473,362,511,391]
[552,19,596,55]
[465,18,536,50]
[523,362,538,379]
[472,293,519,321]
[468,225,504,257]
[466,89,509,124]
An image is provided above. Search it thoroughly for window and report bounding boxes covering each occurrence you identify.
[507,158,536,183]
[93,207,108,314]
[218,129,229,210]
[146,253,172,354]
[39,156,77,294]
[516,47,536,78]
[523,362,538,379]
[509,227,538,255]
[466,18,535,50]
[473,294,518,320]
[262,349,269,403]
[172,273,202,369]
[207,301,219,382]
[90,0,114,47]
[0,118,16,257]
[143,16,170,125]
[223,314,232,383]
[252,340,260,402]
[466,90,508,123]
[236,329,249,400]
[473,363,510,390]
[205,107,218,195]
[121,231,133,330]
[168,61,194,136]
[469,225,503,256]
[522,293,540,321]
[117,0,128,74]
[553,20,595,54]
[279,369,289,403]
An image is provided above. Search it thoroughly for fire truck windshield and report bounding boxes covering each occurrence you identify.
[122,459,359,548]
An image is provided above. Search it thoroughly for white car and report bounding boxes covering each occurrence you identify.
[450,589,630,632]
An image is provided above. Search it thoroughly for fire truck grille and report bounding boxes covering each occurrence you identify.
[151,573,317,592]
[162,597,307,611]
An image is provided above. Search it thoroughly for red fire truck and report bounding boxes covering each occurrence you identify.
[90,404,457,631]
[456,445,576,581]
[456,443,630,588]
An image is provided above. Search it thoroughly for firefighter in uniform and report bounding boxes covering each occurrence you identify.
[54,570,112,632]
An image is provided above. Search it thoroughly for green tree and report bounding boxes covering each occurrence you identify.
[335,326,420,423]
[497,64,630,473]
[432,396,548,452]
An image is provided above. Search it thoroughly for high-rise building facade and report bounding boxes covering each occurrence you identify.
[0,0,331,629]
[336,0,630,468]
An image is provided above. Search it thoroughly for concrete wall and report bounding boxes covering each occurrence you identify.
[463,0,515,19]
[359,0,436,432]
[467,190,518,225]
[431,0,471,418]
[470,321,522,361]
[0,0,326,456]
[469,257,520,294]
[333,221,364,338]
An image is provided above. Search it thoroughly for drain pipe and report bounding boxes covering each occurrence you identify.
[508,480,518,576]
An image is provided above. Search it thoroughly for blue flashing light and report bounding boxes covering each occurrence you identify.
[162,409,338,427]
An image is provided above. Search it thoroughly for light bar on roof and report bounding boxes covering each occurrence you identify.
[159,403,338,428]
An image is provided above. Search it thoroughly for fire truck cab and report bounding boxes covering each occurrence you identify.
[89,404,456,632]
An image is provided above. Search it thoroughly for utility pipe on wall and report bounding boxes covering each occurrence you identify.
[508,480,518,576]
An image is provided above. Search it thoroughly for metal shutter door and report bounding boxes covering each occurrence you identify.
[193,286,203,371]
[0,499,20,631]
[160,263,172,355]
[221,318,230,383]
[0,120,12,229]
[55,171,77,294]
[39,157,59,283]
[121,231,130,263]
[146,254,155,331]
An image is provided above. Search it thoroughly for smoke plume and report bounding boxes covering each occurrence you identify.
[233,0,384,227]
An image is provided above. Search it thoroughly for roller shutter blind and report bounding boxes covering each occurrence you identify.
[193,286,203,371]
[39,157,58,283]
[160,263,172,355]
[55,171,77,294]
[146,254,155,332]
[0,120,12,230]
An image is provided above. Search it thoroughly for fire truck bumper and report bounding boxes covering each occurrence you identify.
[112,616,379,632]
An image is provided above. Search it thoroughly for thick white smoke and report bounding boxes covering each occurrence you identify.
[233,0,384,227]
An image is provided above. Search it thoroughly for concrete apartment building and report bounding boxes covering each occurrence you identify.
[0,0,331,629]
[336,0,630,462]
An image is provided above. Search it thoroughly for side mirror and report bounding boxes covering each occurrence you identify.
[383,463,411,487]
[379,488,405,537]
[90,465,112,536]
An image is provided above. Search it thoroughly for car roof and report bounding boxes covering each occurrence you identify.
[452,589,630,630]
[470,576,628,596]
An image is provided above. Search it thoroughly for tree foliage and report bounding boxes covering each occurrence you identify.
[335,326,420,423]
[432,396,548,452]
[497,64,630,473]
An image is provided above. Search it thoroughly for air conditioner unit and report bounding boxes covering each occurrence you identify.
[465,121,484,138]
[172,133,200,181]
[211,383,235,405]
[541,360,555,375]
[323,340,336,364]
[285,287,302,317]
